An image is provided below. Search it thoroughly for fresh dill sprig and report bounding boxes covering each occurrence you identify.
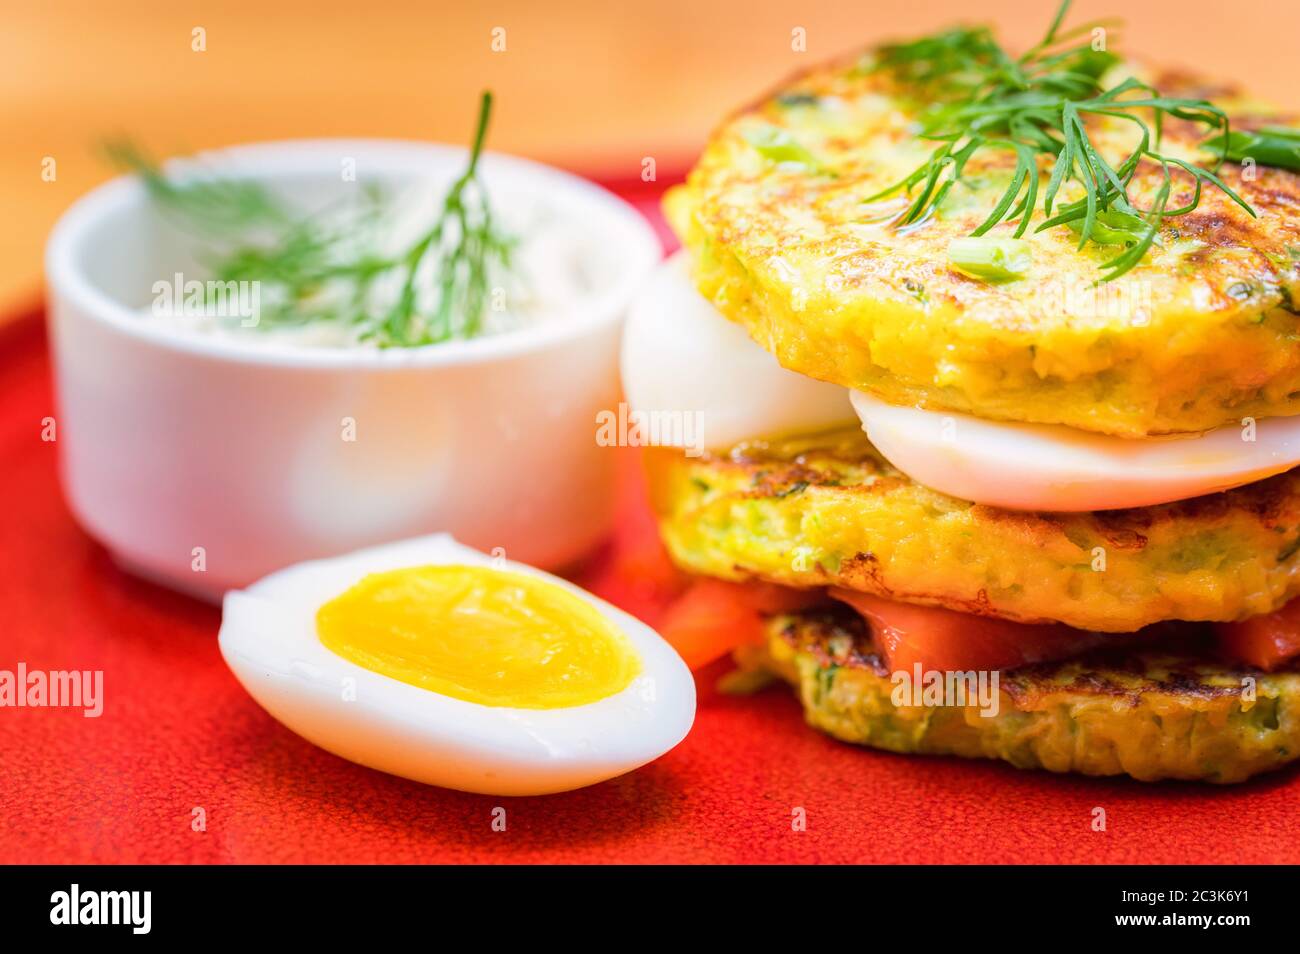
[1202,126,1300,172]
[106,90,514,347]
[867,0,1255,280]
[387,91,514,345]
[103,139,291,234]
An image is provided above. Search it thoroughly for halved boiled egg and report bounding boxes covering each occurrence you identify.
[218,534,695,795]
[624,252,1300,512]
[851,389,1300,512]
[620,251,856,451]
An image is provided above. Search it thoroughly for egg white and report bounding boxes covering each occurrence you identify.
[218,534,696,796]
[620,251,856,452]
[623,253,1300,511]
[851,390,1300,512]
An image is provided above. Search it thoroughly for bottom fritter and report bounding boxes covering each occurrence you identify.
[743,606,1300,784]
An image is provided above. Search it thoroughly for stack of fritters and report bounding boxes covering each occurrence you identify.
[646,41,1300,782]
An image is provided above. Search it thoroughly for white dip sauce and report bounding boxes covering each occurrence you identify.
[139,183,616,349]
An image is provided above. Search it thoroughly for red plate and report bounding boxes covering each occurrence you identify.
[3,179,1298,864]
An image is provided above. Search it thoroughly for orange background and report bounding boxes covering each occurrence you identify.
[6,0,1299,317]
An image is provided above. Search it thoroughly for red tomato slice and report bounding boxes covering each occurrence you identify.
[829,588,1108,673]
[659,579,822,671]
[1215,600,1300,671]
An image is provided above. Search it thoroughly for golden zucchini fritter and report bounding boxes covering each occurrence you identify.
[646,428,1300,632]
[749,605,1300,783]
[669,54,1300,437]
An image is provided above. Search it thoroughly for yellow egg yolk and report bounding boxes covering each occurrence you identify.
[316,565,641,709]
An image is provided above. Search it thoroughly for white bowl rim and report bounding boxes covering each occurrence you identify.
[45,137,663,369]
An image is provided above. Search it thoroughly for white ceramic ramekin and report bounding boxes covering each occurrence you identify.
[46,140,661,601]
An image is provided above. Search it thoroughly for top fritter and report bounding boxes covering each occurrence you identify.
[667,23,1300,437]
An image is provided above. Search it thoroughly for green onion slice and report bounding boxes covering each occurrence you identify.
[948,236,1032,281]
[743,125,822,170]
